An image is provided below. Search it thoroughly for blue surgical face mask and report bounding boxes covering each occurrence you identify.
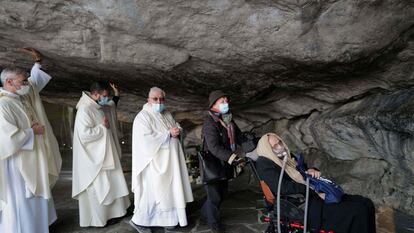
[98,96,110,105]
[152,103,165,113]
[218,103,229,114]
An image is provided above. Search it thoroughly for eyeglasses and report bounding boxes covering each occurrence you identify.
[15,80,30,85]
[149,97,165,102]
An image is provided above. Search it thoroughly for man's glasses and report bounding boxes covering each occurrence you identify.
[16,80,30,85]
[150,97,165,102]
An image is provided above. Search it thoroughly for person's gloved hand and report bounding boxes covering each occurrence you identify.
[233,156,246,177]
[234,146,245,158]
[232,156,246,167]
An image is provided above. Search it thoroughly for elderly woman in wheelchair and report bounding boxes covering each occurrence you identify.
[247,133,376,233]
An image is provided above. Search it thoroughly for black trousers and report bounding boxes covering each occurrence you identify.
[321,194,376,233]
[201,180,228,227]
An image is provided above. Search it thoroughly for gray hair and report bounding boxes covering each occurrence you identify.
[1,67,27,85]
[148,87,166,98]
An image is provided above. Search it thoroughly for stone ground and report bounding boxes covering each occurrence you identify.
[48,153,414,233]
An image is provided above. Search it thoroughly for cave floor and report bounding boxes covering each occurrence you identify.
[49,153,414,233]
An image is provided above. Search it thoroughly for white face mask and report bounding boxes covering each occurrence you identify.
[152,103,165,113]
[272,148,287,158]
[218,103,229,114]
[15,85,30,96]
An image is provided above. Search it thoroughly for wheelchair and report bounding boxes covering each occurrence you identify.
[247,158,334,233]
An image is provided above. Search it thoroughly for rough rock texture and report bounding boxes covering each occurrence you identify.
[1,0,414,216]
[269,88,414,215]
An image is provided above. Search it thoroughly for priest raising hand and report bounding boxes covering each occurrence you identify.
[97,81,123,159]
[0,49,62,233]
[72,82,130,227]
[20,47,43,63]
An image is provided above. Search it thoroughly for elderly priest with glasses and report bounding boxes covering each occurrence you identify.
[130,87,193,233]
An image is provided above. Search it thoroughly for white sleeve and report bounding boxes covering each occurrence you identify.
[160,135,171,149]
[28,63,52,92]
[76,109,105,143]
[21,128,34,151]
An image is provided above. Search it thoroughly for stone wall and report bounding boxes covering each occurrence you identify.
[0,0,413,215]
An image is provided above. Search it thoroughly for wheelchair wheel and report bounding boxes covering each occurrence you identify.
[279,199,304,223]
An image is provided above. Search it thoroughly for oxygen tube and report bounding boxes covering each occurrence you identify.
[276,152,310,233]
[276,152,288,233]
[304,177,310,233]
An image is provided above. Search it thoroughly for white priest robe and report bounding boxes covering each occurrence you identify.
[102,100,122,158]
[131,103,193,227]
[72,91,130,227]
[0,63,62,233]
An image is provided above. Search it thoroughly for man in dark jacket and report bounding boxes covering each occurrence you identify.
[201,90,245,233]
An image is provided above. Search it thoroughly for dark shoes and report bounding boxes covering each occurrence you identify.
[129,220,152,233]
[164,225,184,232]
[199,215,225,233]
[105,216,124,226]
[210,223,225,233]
[264,222,276,233]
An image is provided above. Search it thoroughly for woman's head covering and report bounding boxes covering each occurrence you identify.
[208,90,227,108]
[256,133,305,184]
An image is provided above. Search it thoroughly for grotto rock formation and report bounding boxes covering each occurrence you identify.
[0,0,413,215]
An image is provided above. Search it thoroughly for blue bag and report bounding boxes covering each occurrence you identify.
[296,154,344,204]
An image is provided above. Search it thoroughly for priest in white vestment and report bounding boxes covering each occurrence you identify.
[130,87,193,232]
[72,84,130,227]
[98,82,123,159]
[0,48,62,233]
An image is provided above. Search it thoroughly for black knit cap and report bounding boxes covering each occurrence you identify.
[208,90,227,108]
[90,81,109,93]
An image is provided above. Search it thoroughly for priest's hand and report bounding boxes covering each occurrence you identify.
[109,82,120,96]
[170,127,180,138]
[32,123,45,135]
[21,47,42,63]
[103,117,110,129]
